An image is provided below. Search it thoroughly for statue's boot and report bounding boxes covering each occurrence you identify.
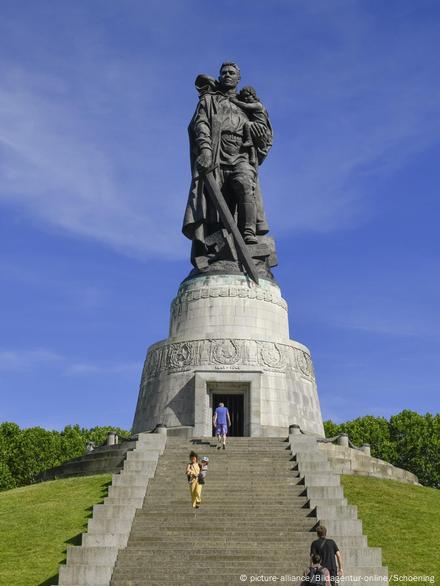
[239,201,258,244]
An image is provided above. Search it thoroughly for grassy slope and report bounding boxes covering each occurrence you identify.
[342,475,440,579]
[0,475,111,586]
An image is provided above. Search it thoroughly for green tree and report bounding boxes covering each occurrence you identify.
[0,422,21,490]
[324,416,396,461]
[8,427,62,486]
[83,426,130,446]
[341,415,397,463]
[0,461,15,491]
[60,425,87,461]
[390,410,440,488]
[323,420,342,438]
[0,423,130,491]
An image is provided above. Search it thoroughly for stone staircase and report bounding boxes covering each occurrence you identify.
[289,432,387,582]
[57,435,388,585]
[110,437,313,585]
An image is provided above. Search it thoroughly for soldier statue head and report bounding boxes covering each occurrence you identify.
[218,62,241,91]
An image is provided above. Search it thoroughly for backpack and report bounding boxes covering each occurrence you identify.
[308,566,326,585]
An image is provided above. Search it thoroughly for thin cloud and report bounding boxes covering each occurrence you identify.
[0,347,139,376]
[0,348,63,371]
[65,361,139,376]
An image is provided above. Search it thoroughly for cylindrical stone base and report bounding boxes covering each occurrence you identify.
[132,274,324,437]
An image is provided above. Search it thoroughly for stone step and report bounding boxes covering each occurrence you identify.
[107,485,148,499]
[294,452,328,463]
[59,564,112,585]
[87,518,135,534]
[122,460,159,473]
[145,488,307,495]
[111,472,154,487]
[124,533,369,549]
[112,565,309,576]
[153,455,300,461]
[313,504,358,519]
[103,496,144,507]
[163,449,291,454]
[125,451,160,462]
[131,508,315,518]
[295,461,333,472]
[126,536,316,547]
[305,485,344,499]
[155,470,298,475]
[307,497,347,507]
[157,462,298,468]
[140,502,312,511]
[300,473,340,486]
[81,533,129,548]
[92,504,138,521]
[66,546,119,565]
[128,529,317,538]
[116,546,311,558]
[161,444,290,448]
[316,518,363,535]
[115,552,311,564]
[148,478,303,485]
[130,518,317,526]
[128,524,317,534]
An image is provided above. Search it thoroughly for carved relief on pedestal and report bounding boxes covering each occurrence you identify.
[295,348,314,378]
[212,339,241,365]
[145,347,162,378]
[171,285,288,322]
[168,342,194,368]
[143,338,315,381]
[259,342,285,369]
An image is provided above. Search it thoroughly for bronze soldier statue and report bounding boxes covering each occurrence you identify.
[182,62,276,279]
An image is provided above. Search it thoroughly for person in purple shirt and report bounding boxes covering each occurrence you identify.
[212,402,231,450]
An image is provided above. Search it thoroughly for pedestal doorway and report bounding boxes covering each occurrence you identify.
[212,392,244,437]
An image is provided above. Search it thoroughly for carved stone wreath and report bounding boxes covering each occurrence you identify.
[259,342,284,369]
[212,339,241,365]
[296,349,313,377]
[168,342,194,368]
[146,348,161,377]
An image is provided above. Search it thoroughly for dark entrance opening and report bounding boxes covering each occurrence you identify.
[212,393,244,437]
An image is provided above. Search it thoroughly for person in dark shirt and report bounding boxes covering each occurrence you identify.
[310,525,344,582]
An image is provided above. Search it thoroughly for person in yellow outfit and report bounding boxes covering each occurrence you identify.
[186,451,202,508]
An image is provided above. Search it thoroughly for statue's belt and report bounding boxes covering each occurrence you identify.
[221,131,243,143]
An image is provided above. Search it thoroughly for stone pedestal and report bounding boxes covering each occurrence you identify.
[132,274,324,437]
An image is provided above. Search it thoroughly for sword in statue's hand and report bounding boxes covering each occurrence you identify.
[201,166,260,285]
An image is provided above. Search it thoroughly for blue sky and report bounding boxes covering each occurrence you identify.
[1,0,439,430]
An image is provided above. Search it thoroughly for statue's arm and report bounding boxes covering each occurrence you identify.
[230,99,263,113]
[192,98,213,170]
[255,110,273,165]
[193,98,212,153]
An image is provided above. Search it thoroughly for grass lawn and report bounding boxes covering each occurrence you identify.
[342,475,440,580]
[0,474,111,586]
